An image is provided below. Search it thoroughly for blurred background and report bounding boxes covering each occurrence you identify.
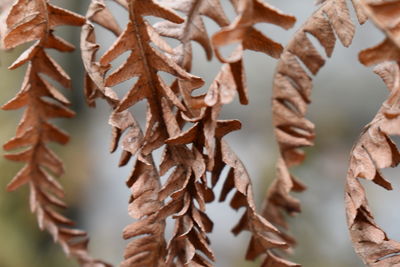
[0,0,398,266]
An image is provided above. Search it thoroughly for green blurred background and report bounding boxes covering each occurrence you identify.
[0,1,398,266]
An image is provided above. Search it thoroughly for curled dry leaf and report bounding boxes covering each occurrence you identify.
[212,0,296,63]
[261,0,364,262]
[2,0,108,266]
[346,62,400,266]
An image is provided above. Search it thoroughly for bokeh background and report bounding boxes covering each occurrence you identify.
[0,0,398,266]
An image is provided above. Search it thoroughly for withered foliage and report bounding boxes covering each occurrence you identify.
[1,0,107,266]
[261,0,366,261]
[82,1,168,266]
[81,0,300,266]
[4,0,400,266]
[345,0,400,266]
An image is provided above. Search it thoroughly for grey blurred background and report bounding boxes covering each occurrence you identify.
[0,0,397,266]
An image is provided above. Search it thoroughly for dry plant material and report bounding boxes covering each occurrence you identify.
[7,0,400,265]
[261,0,366,262]
[212,0,296,63]
[346,61,400,266]
[82,1,168,266]
[359,0,400,66]
[157,0,303,265]
[345,1,400,265]
[2,0,108,266]
[82,0,301,265]
[155,0,229,70]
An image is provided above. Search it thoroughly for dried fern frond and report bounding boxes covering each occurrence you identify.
[2,0,108,265]
[155,0,304,264]
[261,0,365,262]
[82,1,168,266]
[346,61,400,266]
[212,0,296,63]
[82,0,220,265]
[346,1,400,265]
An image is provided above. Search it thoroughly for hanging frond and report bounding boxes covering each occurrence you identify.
[82,1,168,266]
[346,61,400,266]
[2,0,108,265]
[346,1,400,265]
[261,0,365,262]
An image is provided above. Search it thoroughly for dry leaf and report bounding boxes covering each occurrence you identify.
[82,1,169,265]
[346,1,400,265]
[346,62,400,266]
[2,0,108,265]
